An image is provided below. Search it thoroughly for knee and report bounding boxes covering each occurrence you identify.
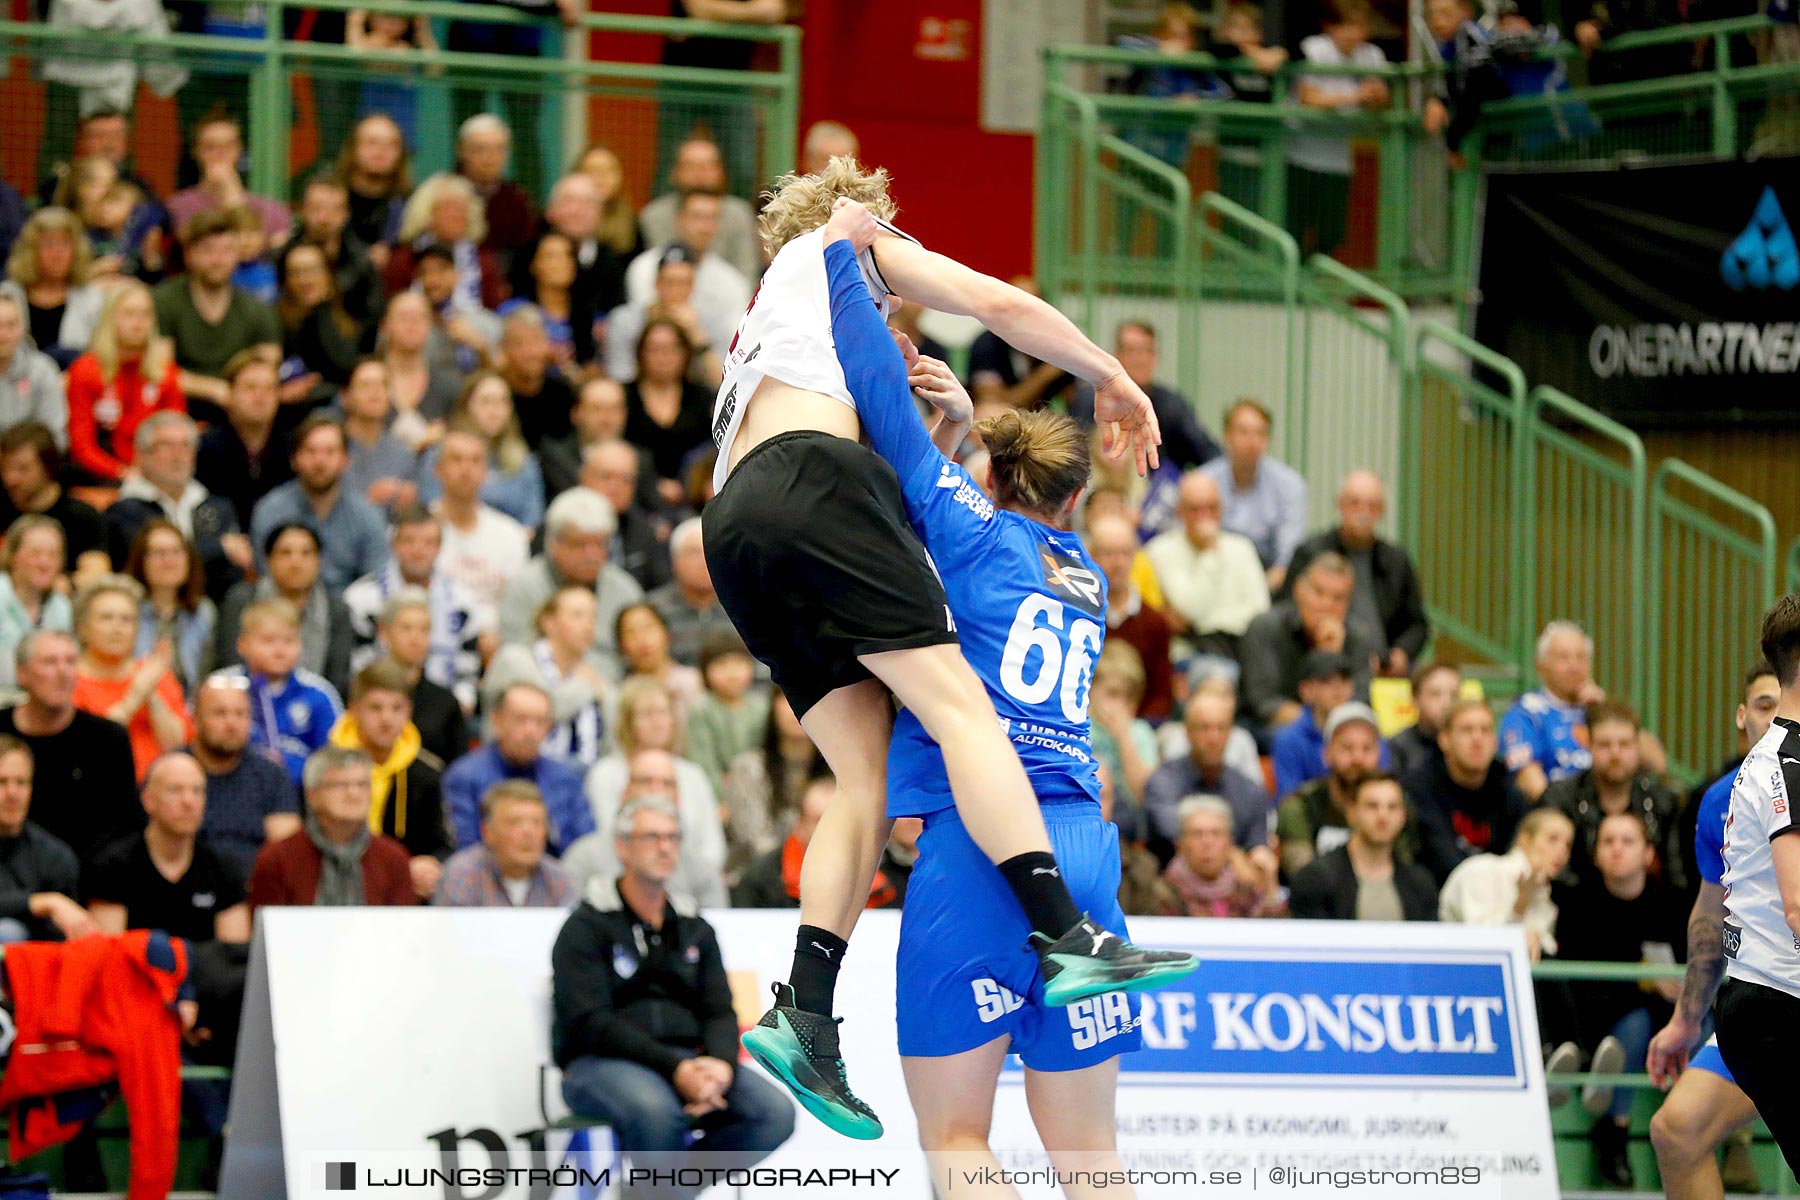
[918,1126,993,1156]
[1647,1103,1705,1165]
[562,1060,687,1146]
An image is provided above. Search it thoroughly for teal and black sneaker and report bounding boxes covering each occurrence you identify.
[741,984,883,1140]
[1030,915,1198,1006]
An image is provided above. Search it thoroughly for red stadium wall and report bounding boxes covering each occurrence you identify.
[796,1,1035,280]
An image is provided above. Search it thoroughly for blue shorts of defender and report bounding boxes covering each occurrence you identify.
[896,799,1144,1071]
[1690,1035,1735,1083]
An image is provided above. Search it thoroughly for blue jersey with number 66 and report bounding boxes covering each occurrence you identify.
[821,239,1105,819]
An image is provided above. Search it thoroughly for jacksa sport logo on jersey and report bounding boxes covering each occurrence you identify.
[1037,546,1103,617]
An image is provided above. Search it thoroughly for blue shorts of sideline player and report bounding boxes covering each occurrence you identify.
[1690,1034,1735,1082]
[897,799,1144,1070]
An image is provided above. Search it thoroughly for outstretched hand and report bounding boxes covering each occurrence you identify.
[1093,372,1161,475]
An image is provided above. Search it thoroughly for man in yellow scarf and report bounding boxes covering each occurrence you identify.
[329,659,452,901]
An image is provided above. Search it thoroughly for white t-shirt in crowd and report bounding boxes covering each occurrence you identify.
[433,503,529,628]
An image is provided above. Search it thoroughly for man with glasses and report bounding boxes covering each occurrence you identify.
[552,794,794,1191]
[246,746,415,908]
[563,748,726,910]
[104,411,250,601]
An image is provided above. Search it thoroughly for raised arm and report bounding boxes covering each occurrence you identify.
[822,224,941,488]
[870,234,1160,472]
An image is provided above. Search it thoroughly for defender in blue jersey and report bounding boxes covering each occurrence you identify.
[822,217,1190,1181]
[1646,663,1776,1196]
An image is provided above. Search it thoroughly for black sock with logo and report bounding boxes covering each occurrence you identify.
[998,852,1085,939]
[789,925,848,1015]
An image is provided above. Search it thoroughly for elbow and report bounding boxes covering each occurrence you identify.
[973,281,1033,330]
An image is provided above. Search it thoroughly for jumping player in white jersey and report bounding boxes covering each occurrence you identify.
[1714,594,1800,1173]
[702,161,1193,1139]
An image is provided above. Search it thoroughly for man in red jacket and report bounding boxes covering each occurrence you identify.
[248,745,416,908]
[0,929,190,1200]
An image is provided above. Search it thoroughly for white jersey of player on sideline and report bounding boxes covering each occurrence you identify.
[709,217,920,493]
[1721,716,1800,1001]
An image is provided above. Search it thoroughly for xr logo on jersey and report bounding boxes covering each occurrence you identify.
[1038,548,1103,616]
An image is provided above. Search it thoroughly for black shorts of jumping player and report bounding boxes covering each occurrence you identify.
[703,430,958,718]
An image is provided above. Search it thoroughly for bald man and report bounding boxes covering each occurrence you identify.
[1283,470,1428,676]
[87,752,251,945]
[802,120,860,175]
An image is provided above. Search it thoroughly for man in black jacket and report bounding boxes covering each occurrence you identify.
[1405,698,1527,885]
[1290,772,1438,921]
[553,795,793,1194]
[1543,701,1685,893]
[1283,470,1428,677]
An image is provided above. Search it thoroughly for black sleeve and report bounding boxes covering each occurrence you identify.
[81,839,133,906]
[104,504,145,570]
[211,851,247,913]
[441,702,469,769]
[551,910,687,1078]
[324,601,355,701]
[92,728,147,862]
[407,768,454,859]
[695,922,740,1065]
[1387,548,1431,659]
[1156,390,1222,471]
[1408,789,1462,886]
[728,859,790,910]
[1238,613,1291,723]
[59,500,107,563]
[209,583,253,678]
[1287,861,1332,919]
[1494,786,1529,856]
[1404,864,1441,921]
[966,331,1007,384]
[1277,539,1321,603]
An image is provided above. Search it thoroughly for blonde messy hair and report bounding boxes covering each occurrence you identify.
[759,156,898,256]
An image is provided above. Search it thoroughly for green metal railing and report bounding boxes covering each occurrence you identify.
[1041,43,1453,300]
[0,1,801,202]
[1477,15,1800,165]
[1415,321,1532,680]
[1040,15,1800,310]
[1646,460,1779,780]
[1297,253,1411,533]
[1190,193,1300,460]
[1168,203,1772,766]
[1526,387,1648,711]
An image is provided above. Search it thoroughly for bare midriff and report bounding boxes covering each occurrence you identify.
[725,375,863,476]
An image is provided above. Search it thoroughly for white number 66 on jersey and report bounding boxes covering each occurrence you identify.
[998,595,1103,725]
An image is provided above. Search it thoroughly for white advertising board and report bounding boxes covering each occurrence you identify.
[220,908,1555,1199]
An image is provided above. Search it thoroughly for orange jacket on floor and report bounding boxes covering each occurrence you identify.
[0,930,188,1200]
